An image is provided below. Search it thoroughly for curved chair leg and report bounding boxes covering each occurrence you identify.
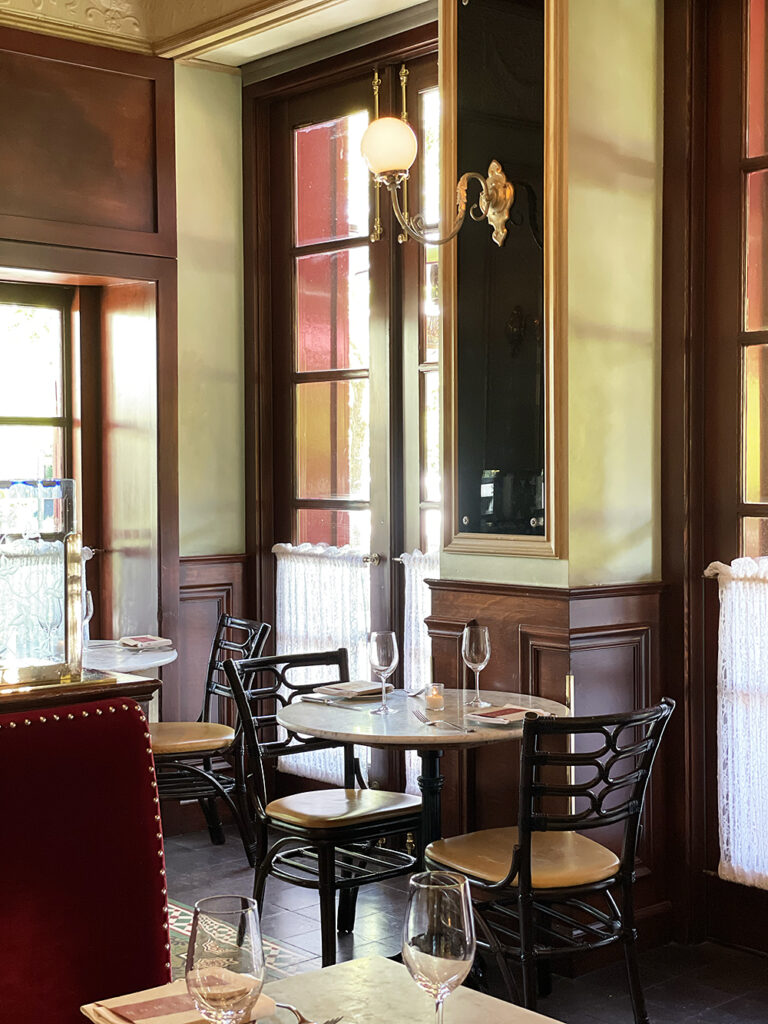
[473,906,520,1004]
[337,846,369,934]
[621,883,650,1024]
[518,892,537,1011]
[318,845,337,967]
[199,797,226,845]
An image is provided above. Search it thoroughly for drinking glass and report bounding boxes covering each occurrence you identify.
[462,624,491,708]
[186,895,266,1024]
[82,590,94,649]
[369,630,399,715]
[36,595,62,660]
[402,871,476,1024]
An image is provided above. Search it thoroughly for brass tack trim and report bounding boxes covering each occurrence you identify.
[122,704,129,710]
[24,719,31,726]
[144,732,151,739]
[165,943,170,950]
[160,869,166,876]
[165,963,170,970]
[161,888,167,895]
[154,815,161,822]
[82,711,89,717]
[68,714,74,719]
[109,706,116,713]
[9,722,16,729]
[39,716,46,723]
[96,709,103,715]
[53,714,60,721]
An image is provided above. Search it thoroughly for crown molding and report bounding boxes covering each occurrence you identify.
[0,2,152,54]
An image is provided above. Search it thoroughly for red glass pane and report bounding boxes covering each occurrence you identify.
[748,0,768,157]
[296,249,369,372]
[745,170,768,331]
[296,508,371,549]
[294,112,370,247]
[296,379,369,500]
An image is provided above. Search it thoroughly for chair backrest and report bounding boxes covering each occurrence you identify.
[0,698,170,1023]
[200,614,271,723]
[223,650,350,816]
[517,698,675,882]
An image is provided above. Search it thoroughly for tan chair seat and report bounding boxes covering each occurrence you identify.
[266,788,421,829]
[426,826,620,889]
[150,721,235,756]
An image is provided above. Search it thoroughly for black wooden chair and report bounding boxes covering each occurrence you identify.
[224,651,422,966]
[150,613,270,865]
[424,699,675,1024]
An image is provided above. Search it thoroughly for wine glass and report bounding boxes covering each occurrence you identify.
[186,895,266,1024]
[82,590,94,649]
[462,624,491,708]
[402,871,476,1024]
[36,595,62,660]
[369,630,399,715]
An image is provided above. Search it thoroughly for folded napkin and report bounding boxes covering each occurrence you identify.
[312,680,393,698]
[119,636,174,650]
[466,704,553,723]
[81,977,275,1024]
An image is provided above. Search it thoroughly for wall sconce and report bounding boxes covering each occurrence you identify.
[360,116,515,248]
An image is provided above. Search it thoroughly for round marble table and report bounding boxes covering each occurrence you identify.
[277,688,569,852]
[83,641,178,674]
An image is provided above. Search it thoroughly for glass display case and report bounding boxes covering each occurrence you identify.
[0,479,83,685]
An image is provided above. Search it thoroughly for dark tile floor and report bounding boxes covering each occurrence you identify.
[165,828,768,1023]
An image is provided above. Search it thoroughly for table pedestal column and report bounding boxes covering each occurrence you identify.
[416,748,444,860]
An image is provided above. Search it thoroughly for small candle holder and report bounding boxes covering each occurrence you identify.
[425,683,445,711]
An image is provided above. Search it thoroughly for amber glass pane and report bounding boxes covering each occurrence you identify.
[745,171,768,331]
[0,425,64,480]
[296,508,371,549]
[294,111,370,246]
[748,0,768,157]
[742,516,768,556]
[0,303,63,417]
[296,379,369,499]
[296,248,369,371]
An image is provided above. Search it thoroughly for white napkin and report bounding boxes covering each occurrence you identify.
[81,978,275,1024]
[465,704,553,724]
[119,636,174,650]
[311,680,393,698]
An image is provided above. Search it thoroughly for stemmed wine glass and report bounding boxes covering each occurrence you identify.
[369,630,399,715]
[186,895,266,1024]
[82,590,94,649]
[462,624,491,708]
[36,595,63,660]
[402,871,476,1024]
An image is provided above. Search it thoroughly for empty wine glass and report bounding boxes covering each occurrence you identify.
[369,630,399,715]
[82,590,94,648]
[36,595,62,660]
[186,896,265,1024]
[462,624,491,708]
[402,871,476,1024]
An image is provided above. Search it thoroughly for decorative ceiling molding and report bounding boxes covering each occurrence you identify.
[151,0,348,60]
[0,0,152,53]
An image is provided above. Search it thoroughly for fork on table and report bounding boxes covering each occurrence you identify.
[275,1002,342,1024]
[411,707,475,733]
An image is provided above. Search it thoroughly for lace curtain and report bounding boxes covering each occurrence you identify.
[272,543,371,785]
[401,549,440,796]
[704,557,768,889]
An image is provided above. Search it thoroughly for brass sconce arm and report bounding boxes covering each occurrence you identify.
[376,159,515,247]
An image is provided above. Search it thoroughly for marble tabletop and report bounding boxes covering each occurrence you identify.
[83,641,178,674]
[263,955,564,1023]
[276,688,569,749]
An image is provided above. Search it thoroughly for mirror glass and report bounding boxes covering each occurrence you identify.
[455,0,545,537]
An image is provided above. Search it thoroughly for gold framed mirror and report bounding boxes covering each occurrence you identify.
[440,0,567,558]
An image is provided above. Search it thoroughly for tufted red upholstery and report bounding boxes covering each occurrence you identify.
[0,698,171,1024]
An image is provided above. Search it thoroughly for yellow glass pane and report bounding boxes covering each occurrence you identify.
[295,379,369,500]
[743,345,768,501]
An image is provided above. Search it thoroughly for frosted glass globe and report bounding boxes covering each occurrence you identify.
[360,116,418,175]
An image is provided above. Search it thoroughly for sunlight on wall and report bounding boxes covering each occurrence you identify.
[176,64,245,557]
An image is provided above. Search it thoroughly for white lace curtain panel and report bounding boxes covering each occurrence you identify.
[272,543,371,785]
[704,557,768,889]
[401,549,440,796]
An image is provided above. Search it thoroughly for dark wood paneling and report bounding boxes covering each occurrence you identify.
[427,577,672,950]
[0,27,176,257]
[177,556,246,722]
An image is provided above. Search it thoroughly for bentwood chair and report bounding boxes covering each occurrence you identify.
[425,699,675,1024]
[224,652,422,966]
[150,613,270,865]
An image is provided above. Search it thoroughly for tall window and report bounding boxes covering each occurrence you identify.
[0,284,72,482]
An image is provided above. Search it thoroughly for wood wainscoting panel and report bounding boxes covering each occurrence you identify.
[0,27,176,257]
[178,556,246,722]
[427,578,672,948]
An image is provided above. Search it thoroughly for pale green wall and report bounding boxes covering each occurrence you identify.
[440,0,662,588]
[176,64,246,557]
